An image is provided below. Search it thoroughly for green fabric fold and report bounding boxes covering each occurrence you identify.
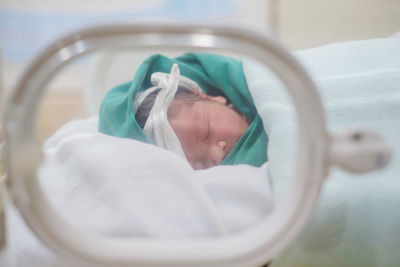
[98,52,268,166]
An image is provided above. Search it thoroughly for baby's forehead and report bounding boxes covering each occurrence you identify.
[168,97,207,118]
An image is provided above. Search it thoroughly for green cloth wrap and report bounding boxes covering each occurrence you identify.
[98,52,268,167]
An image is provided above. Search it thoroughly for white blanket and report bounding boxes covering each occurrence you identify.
[38,117,273,238]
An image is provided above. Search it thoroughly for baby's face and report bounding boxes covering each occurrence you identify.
[168,99,249,170]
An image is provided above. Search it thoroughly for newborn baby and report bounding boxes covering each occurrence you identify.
[135,85,250,169]
[99,52,268,169]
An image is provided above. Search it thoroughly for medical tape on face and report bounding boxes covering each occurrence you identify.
[134,64,203,159]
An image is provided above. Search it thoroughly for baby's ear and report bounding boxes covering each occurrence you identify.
[194,90,227,105]
[209,96,227,105]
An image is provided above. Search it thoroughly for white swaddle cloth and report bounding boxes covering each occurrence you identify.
[36,117,273,239]
[134,64,203,158]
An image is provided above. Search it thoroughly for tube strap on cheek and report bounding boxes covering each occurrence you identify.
[135,64,203,159]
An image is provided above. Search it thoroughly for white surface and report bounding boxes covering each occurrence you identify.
[243,37,400,267]
[0,202,68,267]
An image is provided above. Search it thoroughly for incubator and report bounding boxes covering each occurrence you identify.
[0,23,396,266]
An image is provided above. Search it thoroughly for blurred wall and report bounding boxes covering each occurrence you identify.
[0,0,273,140]
[278,0,400,49]
[0,0,272,94]
[1,0,399,139]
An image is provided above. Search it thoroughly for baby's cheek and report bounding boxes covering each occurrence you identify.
[185,144,208,170]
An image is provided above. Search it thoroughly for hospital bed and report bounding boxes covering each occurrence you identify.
[0,23,398,266]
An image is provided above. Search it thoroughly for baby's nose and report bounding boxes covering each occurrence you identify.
[208,141,226,167]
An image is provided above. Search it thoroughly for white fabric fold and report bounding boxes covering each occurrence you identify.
[143,64,184,157]
[134,64,205,158]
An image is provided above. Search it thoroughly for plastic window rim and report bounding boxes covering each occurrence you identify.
[3,24,328,267]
